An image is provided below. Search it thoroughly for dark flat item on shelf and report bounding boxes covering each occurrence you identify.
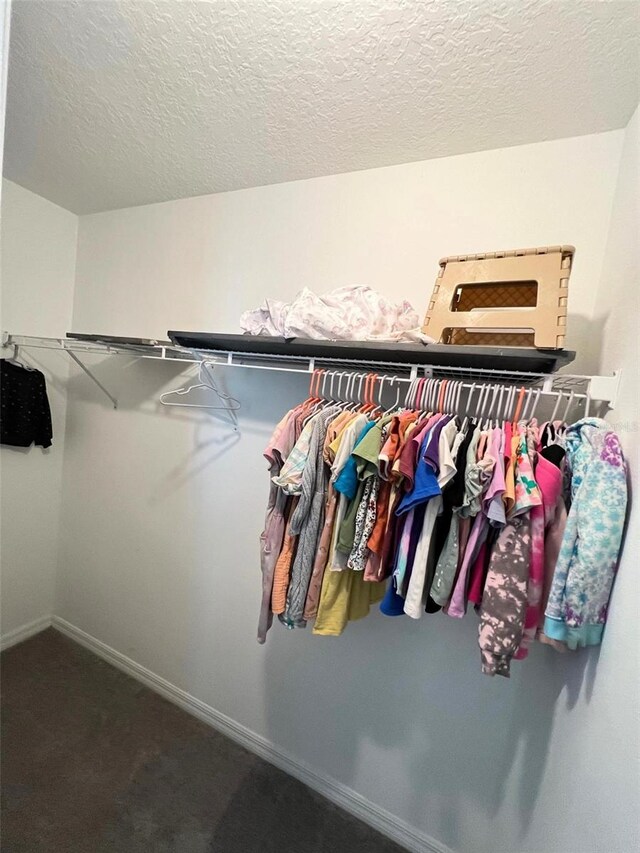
[67,333,172,347]
[167,331,575,374]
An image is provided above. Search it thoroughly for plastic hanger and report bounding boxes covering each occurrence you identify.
[475,384,488,428]
[419,378,433,414]
[418,377,430,412]
[346,373,362,411]
[307,369,330,415]
[500,385,512,422]
[465,383,476,419]
[2,344,34,370]
[368,374,383,417]
[522,387,541,422]
[430,378,441,413]
[530,388,542,421]
[454,380,464,414]
[369,373,380,414]
[358,373,368,409]
[352,373,367,412]
[550,390,564,423]
[404,377,417,409]
[561,389,575,424]
[483,384,495,425]
[299,368,322,412]
[502,385,512,424]
[333,372,350,411]
[473,383,485,422]
[495,385,505,422]
[442,379,454,414]
[383,376,402,415]
[327,370,337,403]
[489,384,501,428]
[363,373,379,415]
[446,379,458,414]
[420,377,433,413]
[412,377,423,411]
[492,383,503,428]
[477,383,492,428]
[410,376,422,410]
[511,386,527,425]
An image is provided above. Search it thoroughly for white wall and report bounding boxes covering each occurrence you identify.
[0,0,10,187]
[592,104,640,844]
[0,179,77,636]
[53,130,636,853]
[72,130,622,372]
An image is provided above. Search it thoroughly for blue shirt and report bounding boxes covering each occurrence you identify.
[334,420,377,500]
[396,429,442,515]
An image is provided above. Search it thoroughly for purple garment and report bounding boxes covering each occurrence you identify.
[396,426,443,594]
[446,511,490,618]
[425,415,453,473]
[484,428,506,528]
[399,508,427,597]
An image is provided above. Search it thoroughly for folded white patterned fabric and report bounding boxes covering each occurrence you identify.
[240,285,433,344]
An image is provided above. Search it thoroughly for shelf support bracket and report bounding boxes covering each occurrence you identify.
[67,351,118,409]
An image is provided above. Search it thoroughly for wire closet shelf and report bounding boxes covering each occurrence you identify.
[0,333,621,413]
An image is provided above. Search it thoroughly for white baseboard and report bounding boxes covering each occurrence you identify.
[1,614,52,651]
[51,615,452,853]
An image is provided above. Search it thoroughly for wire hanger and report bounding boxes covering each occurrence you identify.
[159,362,241,418]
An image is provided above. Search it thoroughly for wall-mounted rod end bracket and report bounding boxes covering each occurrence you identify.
[589,370,622,410]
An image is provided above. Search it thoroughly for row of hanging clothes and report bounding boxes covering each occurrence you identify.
[257,369,628,677]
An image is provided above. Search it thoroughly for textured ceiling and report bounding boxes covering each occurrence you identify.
[4,0,639,214]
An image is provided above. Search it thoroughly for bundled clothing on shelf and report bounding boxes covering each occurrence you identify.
[256,373,627,678]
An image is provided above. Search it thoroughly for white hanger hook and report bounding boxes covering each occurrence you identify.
[550,389,563,423]
[562,389,575,423]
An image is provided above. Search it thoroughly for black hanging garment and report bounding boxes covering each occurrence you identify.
[0,360,53,448]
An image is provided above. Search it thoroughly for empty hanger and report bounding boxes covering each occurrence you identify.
[160,362,241,415]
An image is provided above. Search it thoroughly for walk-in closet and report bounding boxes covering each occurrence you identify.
[1,2,638,852]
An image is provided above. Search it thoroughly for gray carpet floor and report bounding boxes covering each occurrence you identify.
[1,629,405,853]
